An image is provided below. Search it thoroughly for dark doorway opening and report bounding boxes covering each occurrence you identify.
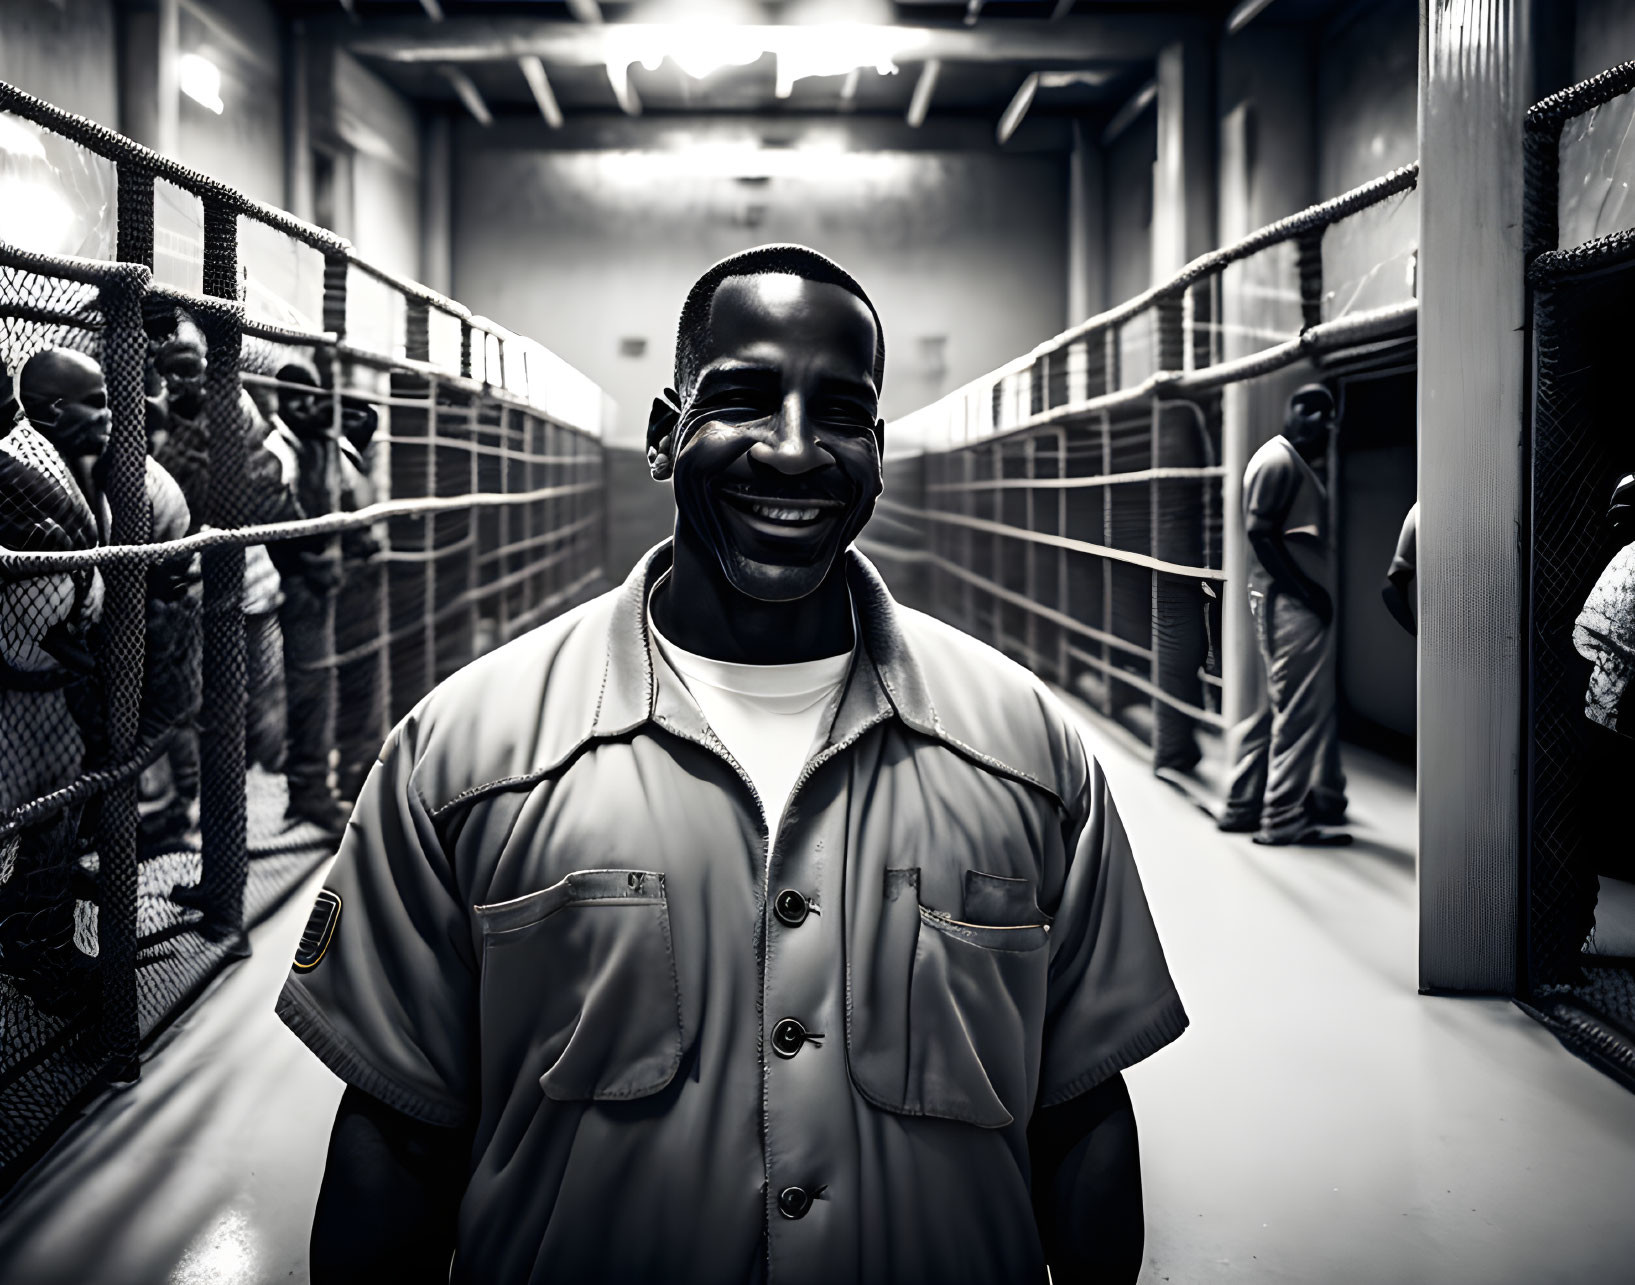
[1334,365,1417,763]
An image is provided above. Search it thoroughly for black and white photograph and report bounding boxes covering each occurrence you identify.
[0,0,1632,1281]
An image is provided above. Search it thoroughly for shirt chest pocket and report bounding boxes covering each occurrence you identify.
[475,869,687,1103]
[845,867,1049,1129]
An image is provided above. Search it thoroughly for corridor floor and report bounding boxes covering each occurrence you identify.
[1,702,1633,1284]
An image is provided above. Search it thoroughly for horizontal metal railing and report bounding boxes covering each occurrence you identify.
[877,164,1420,756]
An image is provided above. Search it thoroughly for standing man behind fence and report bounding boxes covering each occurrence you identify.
[1218,383,1349,845]
[0,349,195,1007]
[267,359,345,835]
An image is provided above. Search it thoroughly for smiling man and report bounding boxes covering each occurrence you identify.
[281,245,1187,1285]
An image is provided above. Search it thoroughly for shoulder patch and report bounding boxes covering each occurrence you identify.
[293,888,342,972]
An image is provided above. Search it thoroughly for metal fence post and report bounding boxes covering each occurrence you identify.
[94,266,153,1076]
[192,198,249,946]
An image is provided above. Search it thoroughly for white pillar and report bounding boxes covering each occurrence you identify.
[1067,121,1106,326]
[420,110,453,296]
[118,0,179,158]
[1416,0,1539,993]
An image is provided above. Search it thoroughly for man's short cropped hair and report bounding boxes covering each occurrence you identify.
[673,244,886,400]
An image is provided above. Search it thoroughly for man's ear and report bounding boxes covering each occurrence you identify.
[646,386,681,482]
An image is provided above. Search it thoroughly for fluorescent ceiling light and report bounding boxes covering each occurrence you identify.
[601,24,924,96]
[592,143,909,183]
[179,52,225,115]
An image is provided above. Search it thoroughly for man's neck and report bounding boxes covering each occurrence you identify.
[653,526,854,665]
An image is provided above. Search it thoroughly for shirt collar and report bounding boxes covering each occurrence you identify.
[591,539,938,747]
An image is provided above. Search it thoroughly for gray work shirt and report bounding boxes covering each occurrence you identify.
[277,541,1187,1285]
[1244,434,1332,596]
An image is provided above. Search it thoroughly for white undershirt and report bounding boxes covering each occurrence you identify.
[650,620,852,853]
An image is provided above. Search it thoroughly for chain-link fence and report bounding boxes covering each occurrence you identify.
[0,82,609,1190]
[1519,60,1635,1091]
[868,164,1419,772]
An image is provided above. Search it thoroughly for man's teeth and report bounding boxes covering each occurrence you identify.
[750,502,822,522]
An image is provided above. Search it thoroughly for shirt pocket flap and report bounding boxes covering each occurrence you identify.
[961,870,1046,929]
[846,867,1047,1129]
[476,869,685,1103]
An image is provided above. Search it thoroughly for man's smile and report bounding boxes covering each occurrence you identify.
[716,484,848,530]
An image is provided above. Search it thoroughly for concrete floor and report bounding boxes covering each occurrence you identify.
[1,708,1633,1284]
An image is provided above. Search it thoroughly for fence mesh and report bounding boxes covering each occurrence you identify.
[1526,235,1635,1028]
[1519,62,1635,1084]
[877,165,1417,771]
[0,81,609,1192]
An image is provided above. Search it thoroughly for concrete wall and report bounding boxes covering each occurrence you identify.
[0,0,119,127]
[177,0,285,206]
[451,125,1070,453]
[1574,0,1635,80]
[1316,0,1419,200]
[1336,370,1417,749]
[1218,25,1317,234]
[1315,0,1420,321]
[328,50,421,279]
[1104,107,1156,310]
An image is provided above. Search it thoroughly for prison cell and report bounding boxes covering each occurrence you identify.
[870,163,1421,767]
[0,82,608,1191]
[1518,59,1635,1090]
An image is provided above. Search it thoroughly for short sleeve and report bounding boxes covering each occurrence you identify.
[276,709,477,1127]
[1036,752,1188,1107]
[1243,447,1297,534]
[1388,502,1419,580]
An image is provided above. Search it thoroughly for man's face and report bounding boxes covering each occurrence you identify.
[670,274,883,603]
[157,340,206,417]
[41,367,111,462]
[1285,392,1335,460]
[278,371,328,439]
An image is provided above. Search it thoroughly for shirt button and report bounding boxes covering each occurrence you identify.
[778,1186,813,1220]
[771,1017,809,1058]
[773,888,810,926]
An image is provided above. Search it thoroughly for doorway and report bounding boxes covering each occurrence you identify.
[1334,366,1417,761]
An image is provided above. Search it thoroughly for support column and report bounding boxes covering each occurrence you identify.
[420,109,453,296]
[283,19,314,222]
[1067,120,1106,326]
[1151,36,1215,280]
[1147,36,1216,771]
[1416,0,1539,993]
[117,0,179,158]
[1217,29,1316,732]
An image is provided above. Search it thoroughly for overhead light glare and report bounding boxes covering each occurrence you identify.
[592,143,909,183]
[0,114,47,162]
[179,52,225,114]
[601,24,924,95]
[0,177,79,255]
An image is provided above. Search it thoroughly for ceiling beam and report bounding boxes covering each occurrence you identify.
[1101,77,1155,145]
[565,0,602,21]
[1225,0,1278,35]
[345,15,1200,66]
[606,60,641,116]
[997,71,1039,145]
[456,112,1074,154]
[440,65,492,125]
[418,0,444,20]
[518,55,564,127]
[1051,0,1075,18]
[906,59,940,128]
[963,0,984,25]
